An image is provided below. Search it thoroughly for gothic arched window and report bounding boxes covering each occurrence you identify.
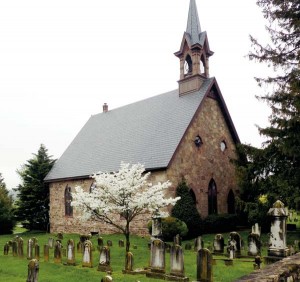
[65,185,73,217]
[184,54,193,75]
[208,179,218,215]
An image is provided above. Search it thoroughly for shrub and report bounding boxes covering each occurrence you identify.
[202,214,238,234]
[171,180,203,238]
[148,216,188,241]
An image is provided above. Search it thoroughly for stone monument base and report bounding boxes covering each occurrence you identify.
[267,247,290,258]
[122,268,148,275]
[165,273,189,281]
[97,265,112,272]
[146,269,166,279]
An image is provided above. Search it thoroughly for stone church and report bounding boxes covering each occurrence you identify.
[45,0,240,235]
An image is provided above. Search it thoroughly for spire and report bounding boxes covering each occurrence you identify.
[186,0,202,45]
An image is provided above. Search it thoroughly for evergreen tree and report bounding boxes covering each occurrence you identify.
[15,144,55,231]
[171,180,202,238]
[0,173,16,234]
[236,0,300,209]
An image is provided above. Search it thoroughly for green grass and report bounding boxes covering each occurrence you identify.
[0,230,299,282]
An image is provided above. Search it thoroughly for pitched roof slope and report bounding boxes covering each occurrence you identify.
[45,78,218,181]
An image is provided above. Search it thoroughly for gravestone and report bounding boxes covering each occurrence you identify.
[248,233,261,256]
[107,240,113,247]
[124,251,133,272]
[44,245,49,262]
[18,237,24,257]
[12,240,18,257]
[174,234,182,246]
[228,232,242,257]
[118,240,124,248]
[67,239,76,265]
[228,243,235,259]
[27,239,34,260]
[34,244,40,260]
[77,241,84,253]
[146,239,165,279]
[54,240,62,264]
[197,248,213,282]
[213,234,224,254]
[48,238,54,249]
[26,259,39,282]
[82,240,93,268]
[251,223,261,236]
[56,232,63,241]
[151,217,162,239]
[194,236,204,252]
[97,237,104,249]
[4,242,9,255]
[267,200,289,257]
[166,244,189,281]
[98,246,111,272]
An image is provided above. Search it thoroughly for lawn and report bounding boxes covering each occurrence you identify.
[0,229,299,282]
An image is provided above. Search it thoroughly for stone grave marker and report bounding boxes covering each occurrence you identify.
[228,232,242,257]
[67,239,76,265]
[118,240,124,248]
[26,259,39,282]
[34,244,40,260]
[98,237,104,249]
[12,240,18,257]
[252,223,261,236]
[267,200,289,257]
[194,236,204,252]
[27,239,34,260]
[77,241,84,253]
[4,242,9,255]
[54,240,63,264]
[151,217,162,239]
[107,240,113,247]
[146,239,165,279]
[82,240,93,268]
[56,232,63,241]
[18,237,24,258]
[248,233,261,256]
[197,248,213,282]
[174,234,182,246]
[124,251,133,272]
[48,238,54,249]
[98,246,111,272]
[44,245,49,262]
[213,234,224,254]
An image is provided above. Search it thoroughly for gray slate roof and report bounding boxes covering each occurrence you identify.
[45,78,215,181]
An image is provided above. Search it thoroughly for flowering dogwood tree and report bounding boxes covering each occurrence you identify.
[72,163,180,252]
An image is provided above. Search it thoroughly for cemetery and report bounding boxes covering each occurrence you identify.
[1,202,300,281]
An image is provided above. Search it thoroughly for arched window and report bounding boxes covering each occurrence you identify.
[227,189,235,214]
[208,179,218,214]
[184,54,193,75]
[200,55,206,76]
[65,185,73,217]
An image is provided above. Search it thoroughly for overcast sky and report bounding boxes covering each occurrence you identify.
[0,0,272,190]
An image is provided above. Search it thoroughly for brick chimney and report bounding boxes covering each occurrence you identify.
[103,103,108,113]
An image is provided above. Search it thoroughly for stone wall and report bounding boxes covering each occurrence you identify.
[167,96,238,217]
[49,95,238,235]
[236,253,300,281]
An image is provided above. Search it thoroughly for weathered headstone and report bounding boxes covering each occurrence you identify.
[48,238,54,249]
[251,223,261,236]
[18,237,24,257]
[97,237,104,249]
[146,239,165,279]
[27,239,34,260]
[44,244,49,262]
[31,237,38,247]
[4,242,9,255]
[267,200,289,257]
[174,234,182,246]
[124,251,133,272]
[98,246,111,272]
[107,240,113,247]
[213,234,224,254]
[228,232,242,257]
[26,259,39,282]
[12,240,18,257]
[248,233,261,256]
[77,241,84,253]
[54,240,62,263]
[151,217,162,239]
[67,239,76,265]
[194,236,204,252]
[82,240,93,268]
[169,245,186,278]
[34,244,40,260]
[118,240,124,248]
[56,232,64,241]
[197,248,213,282]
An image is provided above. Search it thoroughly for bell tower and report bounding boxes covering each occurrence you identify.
[175,0,214,96]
